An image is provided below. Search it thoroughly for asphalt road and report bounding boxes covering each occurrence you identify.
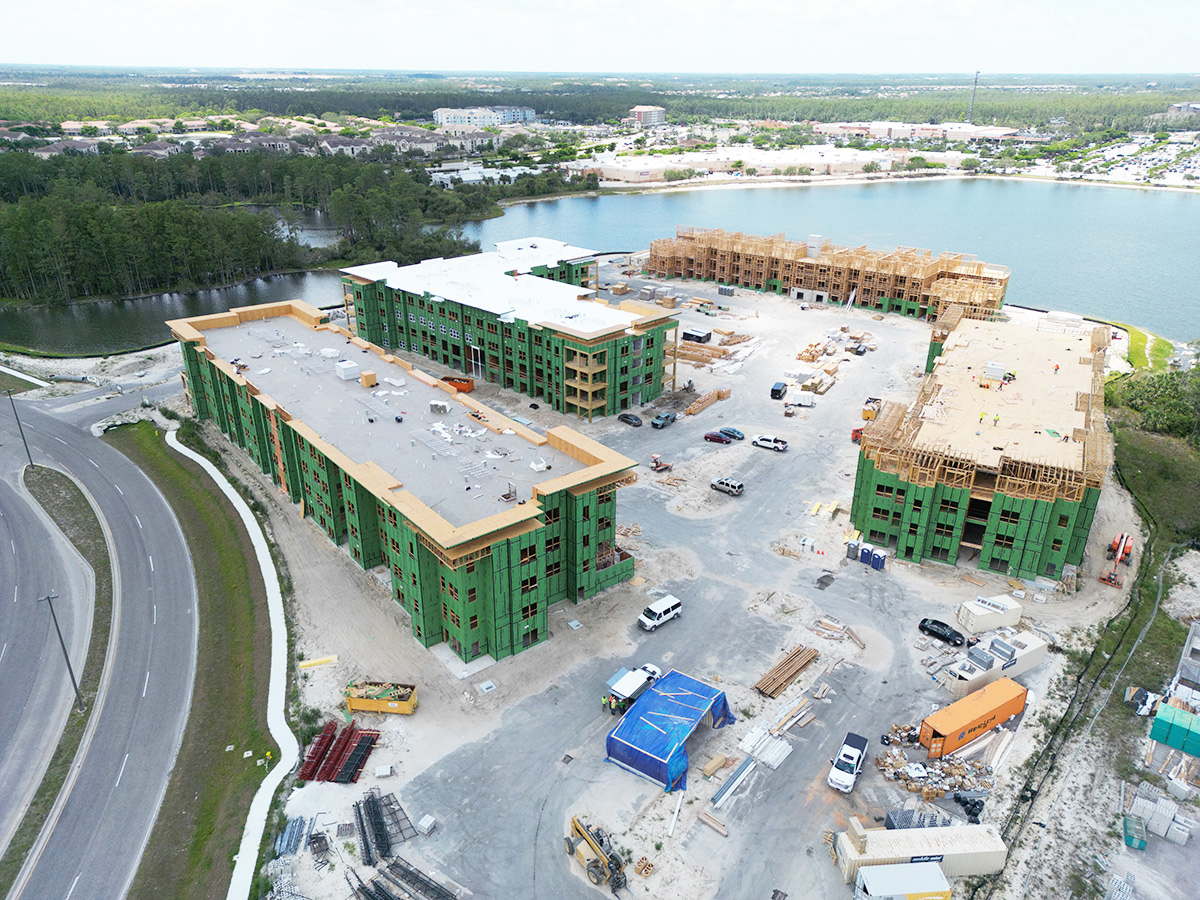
[1,395,199,900]
[0,462,92,861]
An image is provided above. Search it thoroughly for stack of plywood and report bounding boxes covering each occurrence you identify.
[754,645,820,698]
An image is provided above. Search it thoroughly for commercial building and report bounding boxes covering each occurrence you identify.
[432,106,535,129]
[836,816,1007,883]
[629,105,667,126]
[341,239,679,419]
[648,227,1010,320]
[850,307,1111,580]
[167,301,639,664]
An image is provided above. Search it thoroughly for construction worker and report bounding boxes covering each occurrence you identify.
[993,414,999,427]
[602,694,610,713]
[609,696,618,716]
[980,412,985,423]
[1054,364,1060,374]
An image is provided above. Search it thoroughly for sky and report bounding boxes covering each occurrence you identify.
[6,0,1200,74]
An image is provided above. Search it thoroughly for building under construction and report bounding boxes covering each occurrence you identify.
[850,307,1111,580]
[168,301,638,664]
[648,227,1009,320]
[342,238,678,420]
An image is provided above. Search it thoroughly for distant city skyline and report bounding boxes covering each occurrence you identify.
[5,0,1200,75]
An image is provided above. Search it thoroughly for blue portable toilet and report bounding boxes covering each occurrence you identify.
[846,540,860,561]
[859,543,874,564]
[871,549,888,571]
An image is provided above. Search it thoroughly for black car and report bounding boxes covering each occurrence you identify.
[919,618,966,647]
[618,413,643,427]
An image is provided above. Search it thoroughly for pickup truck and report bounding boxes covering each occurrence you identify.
[604,664,662,713]
[651,411,677,429]
[827,732,869,793]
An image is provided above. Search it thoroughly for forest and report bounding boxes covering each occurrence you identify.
[0,149,600,305]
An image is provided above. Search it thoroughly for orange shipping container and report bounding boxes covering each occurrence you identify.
[919,677,1026,758]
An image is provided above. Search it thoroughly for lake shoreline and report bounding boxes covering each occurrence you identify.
[496,168,1200,210]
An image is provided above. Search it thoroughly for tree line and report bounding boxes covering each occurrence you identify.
[0,148,606,305]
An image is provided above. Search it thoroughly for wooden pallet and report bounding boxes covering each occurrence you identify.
[754,645,820,698]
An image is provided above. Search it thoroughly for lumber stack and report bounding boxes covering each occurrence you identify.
[754,645,820,698]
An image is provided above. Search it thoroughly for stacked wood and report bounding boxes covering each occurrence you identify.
[754,645,820,698]
[685,390,720,415]
[719,333,750,346]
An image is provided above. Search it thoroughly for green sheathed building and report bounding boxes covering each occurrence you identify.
[851,312,1111,580]
[168,300,638,664]
[341,238,679,420]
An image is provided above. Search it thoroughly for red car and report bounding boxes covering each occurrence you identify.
[703,431,732,444]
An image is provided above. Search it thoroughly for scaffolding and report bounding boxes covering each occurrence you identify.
[648,227,1009,316]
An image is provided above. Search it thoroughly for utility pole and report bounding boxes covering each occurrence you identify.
[41,592,86,713]
[968,70,980,124]
[5,389,34,468]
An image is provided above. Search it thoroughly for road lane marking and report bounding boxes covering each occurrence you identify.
[9,540,13,554]
[134,515,142,529]
[87,458,99,468]
[115,753,129,788]
[55,437,67,445]
[143,671,150,697]
[153,604,157,625]
[115,484,123,495]
[0,643,6,664]
[12,585,15,603]
[65,873,81,900]
[148,555,154,572]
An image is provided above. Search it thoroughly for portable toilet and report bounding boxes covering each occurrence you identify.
[846,539,860,561]
[859,543,874,565]
[871,549,888,571]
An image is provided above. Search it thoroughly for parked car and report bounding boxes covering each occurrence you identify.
[752,435,788,452]
[651,411,678,429]
[638,595,682,631]
[719,427,745,441]
[618,413,643,427]
[711,477,744,496]
[919,618,966,647]
[703,431,732,444]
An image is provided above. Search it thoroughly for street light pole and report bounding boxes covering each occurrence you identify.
[5,389,34,468]
[40,592,85,713]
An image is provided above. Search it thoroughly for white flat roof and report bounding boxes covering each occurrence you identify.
[857,861,950,893]
[343,239,644,335]
[199,315,587,528]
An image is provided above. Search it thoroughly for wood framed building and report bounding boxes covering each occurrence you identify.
[168,301,638,664]
[850,308,1111,580]
[648,226,1009,320]
[342,238,679,420]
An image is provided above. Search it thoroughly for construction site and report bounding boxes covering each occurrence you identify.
[185,243,1200,900]
[850,308,1113,581]
[647,226,1011,321]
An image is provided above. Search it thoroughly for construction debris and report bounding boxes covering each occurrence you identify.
[697,810,728,837]
[875,740,996,807]
[754,645,821,698]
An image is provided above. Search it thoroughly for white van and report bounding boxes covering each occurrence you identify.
[637,594,682,631]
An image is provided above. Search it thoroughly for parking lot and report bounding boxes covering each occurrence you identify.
[271,269,1142,900]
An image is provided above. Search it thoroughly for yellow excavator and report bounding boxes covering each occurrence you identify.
[565,816,627,892]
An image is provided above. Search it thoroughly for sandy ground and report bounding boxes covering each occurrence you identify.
[0,344,183,393]
[1165,550,1200,621]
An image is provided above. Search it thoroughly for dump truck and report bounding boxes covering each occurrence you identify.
[343,681,419,715]
[827,732,869,793]
[565,816,627,892]
[919,677,1026,758]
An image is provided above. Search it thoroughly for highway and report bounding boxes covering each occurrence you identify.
[0,392,199,900]
[0,466,92,860]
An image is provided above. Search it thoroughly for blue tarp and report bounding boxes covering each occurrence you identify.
[605,670,736,792]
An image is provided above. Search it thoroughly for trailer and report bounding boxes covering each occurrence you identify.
[344,681,419,715]
[682,327,713,344]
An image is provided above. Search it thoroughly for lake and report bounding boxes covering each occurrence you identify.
[463,178,1200,343]
[3,178,1198,355]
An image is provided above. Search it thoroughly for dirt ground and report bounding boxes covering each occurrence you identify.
[144,280,1170,900]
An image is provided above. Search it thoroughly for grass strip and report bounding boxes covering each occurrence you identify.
[0,372,39,393]
[1114,322,1150,369]
[1149,336,1174,372]
[105,422,276,900]
[0,467,113,895]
